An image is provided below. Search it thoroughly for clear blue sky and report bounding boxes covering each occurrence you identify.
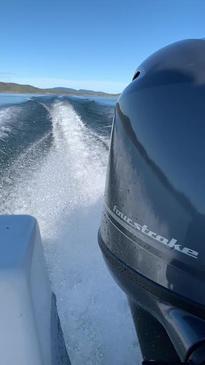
[1,0,205,92]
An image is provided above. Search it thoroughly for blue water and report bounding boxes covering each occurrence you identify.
[0,93,139,365]
[69,94,118,107]
[0,93,33,106]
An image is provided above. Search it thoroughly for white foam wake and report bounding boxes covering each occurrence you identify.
[1,100,140,364]
[0,106,18,139]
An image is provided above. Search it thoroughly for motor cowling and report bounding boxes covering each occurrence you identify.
[98,39,205,363]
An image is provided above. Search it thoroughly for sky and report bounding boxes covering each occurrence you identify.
[1,0,205,93]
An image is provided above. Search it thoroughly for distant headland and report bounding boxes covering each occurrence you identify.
[0,81,119,98]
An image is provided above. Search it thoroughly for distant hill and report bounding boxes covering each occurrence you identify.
[0,82,119,98]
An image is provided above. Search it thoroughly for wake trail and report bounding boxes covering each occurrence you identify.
[1,100,139,364]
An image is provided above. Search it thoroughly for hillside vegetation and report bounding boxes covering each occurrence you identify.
[0,82,118,97]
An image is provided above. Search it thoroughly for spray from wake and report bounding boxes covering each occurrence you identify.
[1,100,139,364]
[0,107,15,139]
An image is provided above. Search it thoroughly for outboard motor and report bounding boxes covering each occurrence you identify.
[98,39,205,364]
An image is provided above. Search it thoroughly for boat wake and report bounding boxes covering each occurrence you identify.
[0,97,139,364]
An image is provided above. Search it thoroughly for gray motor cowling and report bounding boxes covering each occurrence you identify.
[98,39,205,364]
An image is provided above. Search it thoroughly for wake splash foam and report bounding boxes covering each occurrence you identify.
[1,100,139,364]
[51,101,106,206]
[0,106,18,139]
